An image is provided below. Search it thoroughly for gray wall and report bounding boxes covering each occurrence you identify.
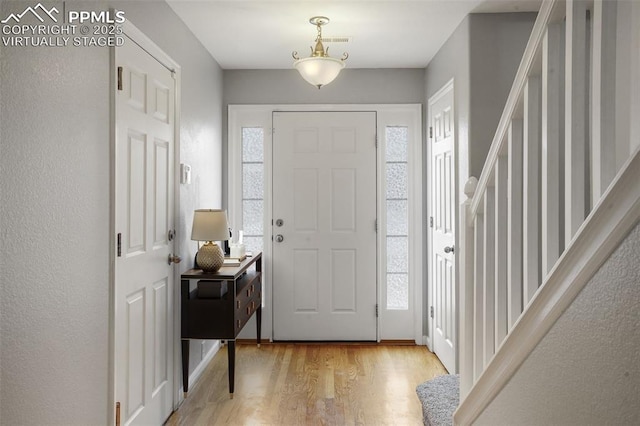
[222,68,426,206]
[423,12,535,343]
[1,12,111,425]
[0,1,223,424]
[476,222,640,425]
[424,12,535,206]
[469,13,537,178]
[223,68,426,105]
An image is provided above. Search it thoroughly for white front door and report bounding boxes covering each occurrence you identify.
[430,83,457,372]
[114,36,176,425]
[272,111,377,340]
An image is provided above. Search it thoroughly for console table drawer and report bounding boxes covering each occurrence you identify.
[236,290,261,332]
[235,277,260,309]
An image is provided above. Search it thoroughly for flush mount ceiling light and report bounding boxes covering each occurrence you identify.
[292,16,348,89]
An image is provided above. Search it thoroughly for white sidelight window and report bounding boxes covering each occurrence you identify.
[385,126,410,310]
[241,128,264,255]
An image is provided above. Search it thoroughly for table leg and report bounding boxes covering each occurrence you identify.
[228,340,235,397]
[256,306,262,347]
[181,339,189,393]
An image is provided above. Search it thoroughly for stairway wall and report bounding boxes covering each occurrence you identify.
[475,222,640,425]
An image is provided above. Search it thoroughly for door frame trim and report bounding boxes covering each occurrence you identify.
[427,79,456,363]
[109,20,182,426]
[228,104,423,343]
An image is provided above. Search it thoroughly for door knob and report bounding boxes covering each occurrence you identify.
[168,254,182,265]
[444,246,454,254]
[275,234,284,243]
[275,219,284,227]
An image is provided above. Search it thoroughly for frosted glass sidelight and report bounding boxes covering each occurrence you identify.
[243,236,263,256]
[386,200,408,236]
[241,127,264,255]
[385,126,409,311]
[387,236,408,273]
[242,200,264,235]
[387,273,409,310]
[385,127,408,162]
[386,163,408,199]
[242,163,264,199]
[242,128,264,162]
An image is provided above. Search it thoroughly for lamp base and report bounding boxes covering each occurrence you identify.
[196,242,224,273]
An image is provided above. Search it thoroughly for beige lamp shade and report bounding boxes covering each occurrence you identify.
[191,209,230,242]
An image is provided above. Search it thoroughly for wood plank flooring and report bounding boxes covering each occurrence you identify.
[166,343,448,425]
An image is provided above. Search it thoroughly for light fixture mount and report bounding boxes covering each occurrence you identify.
[292,16,348,89]
[309,16,329,27]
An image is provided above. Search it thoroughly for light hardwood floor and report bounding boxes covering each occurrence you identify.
[167,343,448,425]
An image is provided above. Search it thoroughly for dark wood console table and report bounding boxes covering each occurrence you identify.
[181,253,262,397]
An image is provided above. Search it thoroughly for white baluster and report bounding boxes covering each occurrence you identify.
[495,153,508,349]
[507,120,523,329]
[473,211,485,382]
[565,0,589,243]
[459,176,477,399]
[523,77,542,305]
[591,0,618,205]
[542,22,565,276]
[483,187,496,367]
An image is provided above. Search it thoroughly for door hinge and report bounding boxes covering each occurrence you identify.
[430,306,434,319]
[115,401,121,426]
[375,219,378,232]
[376,304,379,318]
[375,136,378,148]
[430,216,434,228]
[429,126,433,139]
[117,233,122,257]
[117,66,123,91]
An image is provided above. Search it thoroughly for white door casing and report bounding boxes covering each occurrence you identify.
[272,111,378,340]
[228,104,423,343]
[429,82,457,372]
[114,30,177,425]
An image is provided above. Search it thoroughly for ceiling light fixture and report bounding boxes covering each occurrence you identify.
[292,16,348,89]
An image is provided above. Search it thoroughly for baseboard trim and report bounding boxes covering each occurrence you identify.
[236,339,419,346]
[187,340,221,392]
[425,335,433,352]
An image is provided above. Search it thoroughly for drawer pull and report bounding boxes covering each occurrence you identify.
[237,320,241,329]
[246,306,251,315]
[246,288,251,297]
[237,300,240,309]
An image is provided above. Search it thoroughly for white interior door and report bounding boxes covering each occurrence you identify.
[115,37,176,425]
[430,84,457,372]
[272,111,377,340]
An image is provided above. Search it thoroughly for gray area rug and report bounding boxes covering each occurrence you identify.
[415,374,460,426]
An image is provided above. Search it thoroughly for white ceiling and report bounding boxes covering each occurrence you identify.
[166,0,541,70]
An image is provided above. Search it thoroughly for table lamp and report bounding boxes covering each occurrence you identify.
[191,209,230,273]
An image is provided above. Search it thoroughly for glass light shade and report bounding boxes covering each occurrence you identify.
[294,57,345,88]
[191,209,230,242]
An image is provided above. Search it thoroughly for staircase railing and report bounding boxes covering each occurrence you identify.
[455,0,640,423]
